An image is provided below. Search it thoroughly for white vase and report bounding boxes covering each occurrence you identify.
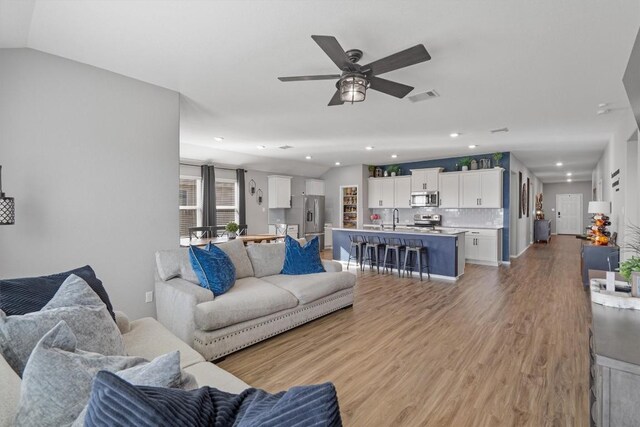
[462,166,469,171]
[391,172,396,177]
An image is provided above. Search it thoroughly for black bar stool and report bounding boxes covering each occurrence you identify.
[346,234,365,270]
[382,237,405,277]
[402,239,430,281]
[362,235,385,273]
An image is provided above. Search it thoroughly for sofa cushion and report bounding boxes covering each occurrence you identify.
[189,245,236,296]
[123,317,205,370]
[183,362,249,394]
[194,277,298,331]
[262,272,356,305]
[245,242,286,278]
[0,274,125,376]
[0,265,115,320]
[281,235,325,275]
[211,239,254,279]
[15,322,194,427]
[155,249,200,284]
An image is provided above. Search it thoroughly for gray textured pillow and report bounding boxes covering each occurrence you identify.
[15,321,196,427]
[0,274,125,376]
[216,238,254,279]
[246,242,286,277]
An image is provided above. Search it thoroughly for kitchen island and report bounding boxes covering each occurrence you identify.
[332,227,466,279]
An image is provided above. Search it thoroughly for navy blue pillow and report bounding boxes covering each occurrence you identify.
[281,235,325,275]
[0,266,115,321]
[85,371,342,427]
[189,245,236,296]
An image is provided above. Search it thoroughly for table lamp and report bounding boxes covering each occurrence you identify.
[587,201,611,245]
[0,165,15,225]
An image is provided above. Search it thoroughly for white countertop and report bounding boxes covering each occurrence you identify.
[364,223,503,230]
[332,226,465,237]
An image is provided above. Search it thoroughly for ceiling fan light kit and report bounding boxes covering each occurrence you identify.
[278,35,431,106]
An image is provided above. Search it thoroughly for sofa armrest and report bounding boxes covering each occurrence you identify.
[155,277,214,346]
[322,260,343,272]
[114,311,130,334]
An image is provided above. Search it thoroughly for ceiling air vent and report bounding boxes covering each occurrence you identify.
[278,145,294,150]
[408,89,440,103]
[490,127,509,134]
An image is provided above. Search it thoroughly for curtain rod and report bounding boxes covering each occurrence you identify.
[179,162,244,172]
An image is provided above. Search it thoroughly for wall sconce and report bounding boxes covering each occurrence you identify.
[249,179,256,196]
[256,189,263,205]
[0,165,15,225]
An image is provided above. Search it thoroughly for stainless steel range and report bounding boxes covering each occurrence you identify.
[413,214,442,229]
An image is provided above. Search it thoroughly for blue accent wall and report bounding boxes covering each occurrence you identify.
[377,152,511,262]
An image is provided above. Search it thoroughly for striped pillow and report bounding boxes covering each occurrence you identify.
[85,371,342,427]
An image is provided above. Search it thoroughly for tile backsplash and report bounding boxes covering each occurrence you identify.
[371,207,504,228]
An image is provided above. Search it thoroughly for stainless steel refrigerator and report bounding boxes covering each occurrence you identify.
[288,195,325,250]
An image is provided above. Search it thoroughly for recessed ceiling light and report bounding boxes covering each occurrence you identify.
[257,145,266,150]
[365,146,374,150]
[556,162,563,167]
[566,172,572,176]
[598,103,608,108]
[305,155,312,160]
[391,154,398,159]
[450,132,460,138]
[596,109,610,115]
[213,136,224,142]
[335,162,341,166]
[567,178,572,182]
[468,145,477,149]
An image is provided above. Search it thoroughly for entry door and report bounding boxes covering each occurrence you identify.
[556,194,583,234]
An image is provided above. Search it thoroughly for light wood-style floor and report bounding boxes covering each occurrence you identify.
[218,236,591,426]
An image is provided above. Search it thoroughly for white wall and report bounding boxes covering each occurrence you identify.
[321,164,368,228]
[0,49,180,319]
[510,154,543,256]
[542,181,593,234]
[592,110,639,256]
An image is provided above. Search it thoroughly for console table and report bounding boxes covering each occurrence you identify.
[534,219,551,243]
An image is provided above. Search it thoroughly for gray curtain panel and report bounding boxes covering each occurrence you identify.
[201,165,216,228]
[236,169,246,229]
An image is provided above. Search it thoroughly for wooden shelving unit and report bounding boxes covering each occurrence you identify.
[340,185,358,229]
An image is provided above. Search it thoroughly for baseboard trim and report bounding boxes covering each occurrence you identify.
[511,244,531,259]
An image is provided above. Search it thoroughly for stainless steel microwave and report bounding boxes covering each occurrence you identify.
[411,191,439,207]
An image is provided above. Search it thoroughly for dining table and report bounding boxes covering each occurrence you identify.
[180,234,280,247]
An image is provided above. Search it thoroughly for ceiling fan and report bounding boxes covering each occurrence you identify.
[278,35,431,106]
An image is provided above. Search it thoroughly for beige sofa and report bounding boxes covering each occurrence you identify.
[0,312,249,427]
[155,239,356,361]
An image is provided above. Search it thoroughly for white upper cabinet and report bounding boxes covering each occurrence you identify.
[305,179,325,196]
[268,175,292,209]
[410,168,443,192]
[438,173,459,208]
[459,169,503,208]
[368,176,406,209]
[394,176,412,208]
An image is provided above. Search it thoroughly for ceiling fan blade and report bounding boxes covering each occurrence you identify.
[364,44,431,76]
[311,35,355,72]
[369,76,414,98]
[328,90,344,106]
[278,74,341,82]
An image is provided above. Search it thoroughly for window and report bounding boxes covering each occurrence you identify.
[216,178,238,226]
[179,177,202,238]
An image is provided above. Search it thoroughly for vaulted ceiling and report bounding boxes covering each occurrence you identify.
[1,0,638,181]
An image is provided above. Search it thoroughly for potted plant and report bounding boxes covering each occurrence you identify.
[619,223,640,296]
[368,165,375,177]
[225,221,239,239]
[387,165,401,177]
[459,157,472,171]
[493,152,503,168]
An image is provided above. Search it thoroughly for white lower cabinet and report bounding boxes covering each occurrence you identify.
[463,228,502,266]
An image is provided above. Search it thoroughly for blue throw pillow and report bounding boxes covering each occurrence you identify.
[0,266,115,321]
[188,245,236,296]
[85,371,342,427]
[281,235,325,275]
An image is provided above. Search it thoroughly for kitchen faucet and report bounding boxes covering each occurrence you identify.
[393,208,399,231]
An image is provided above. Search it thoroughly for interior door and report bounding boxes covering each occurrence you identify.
[556,193,583,234]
